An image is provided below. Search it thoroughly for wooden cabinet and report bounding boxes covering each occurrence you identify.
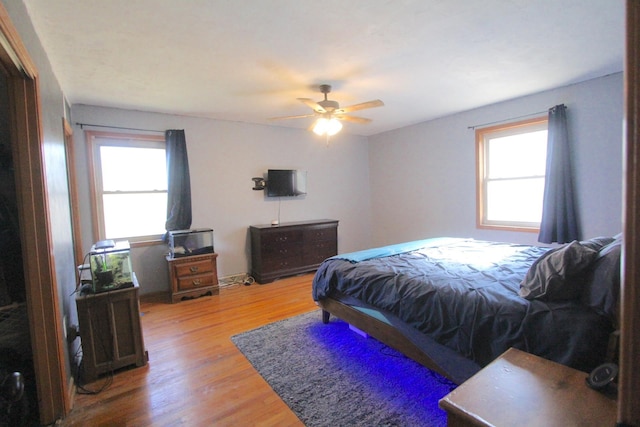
[76,281,147,383]
[439,348,617,426]
[166,253,219,303]
[250,219,338,283]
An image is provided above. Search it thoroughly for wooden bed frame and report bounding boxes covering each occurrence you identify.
[318,296,621,387]
[317,297,465,383]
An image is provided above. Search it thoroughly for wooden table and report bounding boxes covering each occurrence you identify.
[439,348,617,426]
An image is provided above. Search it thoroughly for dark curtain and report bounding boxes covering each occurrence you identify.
[538,104,580,244]
[164,129,192,236]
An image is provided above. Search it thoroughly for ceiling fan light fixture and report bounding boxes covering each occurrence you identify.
[313,117,342,136]
[270,84,382,137]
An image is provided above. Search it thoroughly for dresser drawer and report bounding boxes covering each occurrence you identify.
[260,229,303,246]
[303,226,336,242]
[303,240,337,265]
[262,253,303,272]
[177,273,217,291]
[262,241,303,258]
[174,258,214,277]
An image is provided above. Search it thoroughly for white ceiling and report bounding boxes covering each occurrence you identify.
[22,0,624,136]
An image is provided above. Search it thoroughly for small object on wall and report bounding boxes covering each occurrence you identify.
[252,177,266,190]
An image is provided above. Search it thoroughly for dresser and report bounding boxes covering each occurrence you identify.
[166,253,219,303]
[250,219,338,283]
[76,278,147,383]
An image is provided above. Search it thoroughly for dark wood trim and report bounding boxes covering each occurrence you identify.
[0,3,69,423]
[620,1,640,424]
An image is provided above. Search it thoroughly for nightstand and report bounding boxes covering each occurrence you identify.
[439,348,617,426]
[166,253,219,303]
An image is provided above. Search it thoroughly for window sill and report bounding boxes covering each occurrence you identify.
[477,224,540,233]
[129,238,166,248]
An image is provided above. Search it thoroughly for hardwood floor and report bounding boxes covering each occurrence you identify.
[61,274,318,426]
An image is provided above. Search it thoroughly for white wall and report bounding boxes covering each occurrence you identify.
[71,106,373,294]
[368,73,623,247]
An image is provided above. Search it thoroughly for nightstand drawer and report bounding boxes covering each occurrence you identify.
[177,273,217,291]
[174,259,214,277]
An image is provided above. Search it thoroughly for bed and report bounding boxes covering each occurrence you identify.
[312,236,621,384]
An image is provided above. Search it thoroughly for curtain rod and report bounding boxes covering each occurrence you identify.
[75,122,165,133]
[467,110,549,130]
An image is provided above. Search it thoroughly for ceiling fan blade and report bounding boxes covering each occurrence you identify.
[335,115,372,124]
[335,99,384,114]
[268,113,315,121]
[298,98,327,113]
[307,121,317,132]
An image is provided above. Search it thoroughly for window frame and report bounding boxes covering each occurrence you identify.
[476,116,548,232]
[86,130,167,244]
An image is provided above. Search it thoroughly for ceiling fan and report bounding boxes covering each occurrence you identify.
[269,84,384,136]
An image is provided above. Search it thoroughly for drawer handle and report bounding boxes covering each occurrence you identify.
[190,266,199,273]
[192,279,201,286]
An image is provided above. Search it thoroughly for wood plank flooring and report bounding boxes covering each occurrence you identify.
[61,274,318,426]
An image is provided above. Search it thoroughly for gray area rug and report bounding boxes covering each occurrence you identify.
[231,310,456,426]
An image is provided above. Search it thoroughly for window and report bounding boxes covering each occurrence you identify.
[87,131,167,242]
[476,117,548,231]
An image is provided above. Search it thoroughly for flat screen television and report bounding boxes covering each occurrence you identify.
[266,169,307,197]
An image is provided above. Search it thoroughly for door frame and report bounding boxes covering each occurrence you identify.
[0,4,69,424]
[620,1,640,424]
